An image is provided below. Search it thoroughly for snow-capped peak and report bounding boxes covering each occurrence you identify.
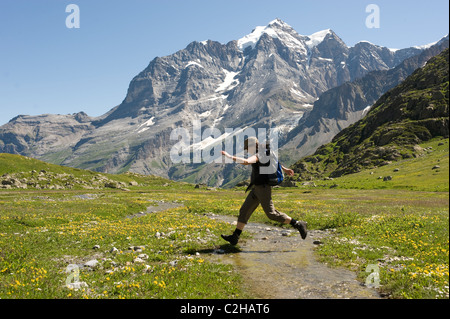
[237,19,306,53]
[267,18,292,29]
[237,23,279,51]
[413,41,439,50]
[305,29,333,49]
[391,34,448,52]
[237,19,333,53]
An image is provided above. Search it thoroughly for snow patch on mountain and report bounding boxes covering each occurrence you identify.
[362,105,372,116]
[137,117,155,133]
[185,61,204,69]
[290,88,306,98]
[215,69,240,92]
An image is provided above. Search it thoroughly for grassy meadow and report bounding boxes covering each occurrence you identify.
[0,138,448,299]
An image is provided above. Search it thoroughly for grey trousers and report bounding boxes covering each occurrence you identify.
[237,184,290,224]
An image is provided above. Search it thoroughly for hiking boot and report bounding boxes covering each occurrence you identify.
[293,221,308,239]
[221,233,239,245]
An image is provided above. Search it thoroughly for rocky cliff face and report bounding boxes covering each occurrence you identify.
[0,19,446,186]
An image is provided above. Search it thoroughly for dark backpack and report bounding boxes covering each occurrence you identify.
[267,159,284,186]
[259,148,284,186]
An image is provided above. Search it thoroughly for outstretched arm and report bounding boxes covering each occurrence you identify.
[221,151,258,165]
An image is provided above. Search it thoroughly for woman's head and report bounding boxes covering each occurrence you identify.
[244,137,259,155]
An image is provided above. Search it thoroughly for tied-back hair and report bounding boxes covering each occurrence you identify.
[244,137,259,153]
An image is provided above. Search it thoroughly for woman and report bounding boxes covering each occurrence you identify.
[221,137,307,245]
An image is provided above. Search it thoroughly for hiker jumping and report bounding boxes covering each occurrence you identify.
[221,137,307,245]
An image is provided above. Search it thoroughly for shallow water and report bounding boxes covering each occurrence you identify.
[210,215,381,299]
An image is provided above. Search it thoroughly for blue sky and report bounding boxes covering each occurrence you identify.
[0,0,448,125]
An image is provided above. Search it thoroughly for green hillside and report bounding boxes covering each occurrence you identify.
[0,153,90,177]
[309,137,449,192]
[0,153,177,190]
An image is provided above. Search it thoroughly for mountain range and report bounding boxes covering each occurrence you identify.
[291,48,449,179]
[0,19,448,187]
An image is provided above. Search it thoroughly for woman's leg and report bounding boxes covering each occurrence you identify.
[236,221,246,231]
[254,185,290,224]
[221,188,260,245]
[255,185,308,239]
[237,188,261,226]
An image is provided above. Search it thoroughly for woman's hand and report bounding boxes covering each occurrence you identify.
[283,168,294,177]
